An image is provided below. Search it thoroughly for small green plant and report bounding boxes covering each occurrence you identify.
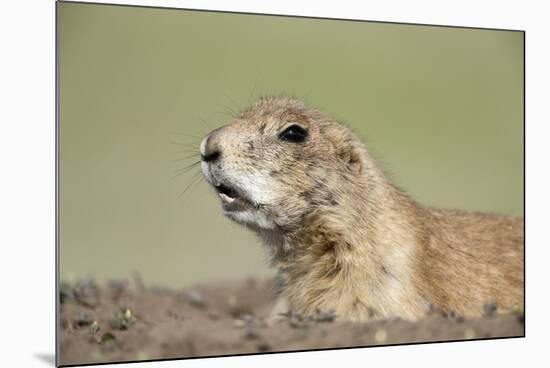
[109,308,137,330]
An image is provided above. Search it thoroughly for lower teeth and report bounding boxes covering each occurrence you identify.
[219,192,235,203]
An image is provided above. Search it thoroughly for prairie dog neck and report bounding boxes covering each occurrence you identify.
[258,162,427,320]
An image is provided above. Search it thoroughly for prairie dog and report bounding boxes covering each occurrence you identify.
[199,96,523,321]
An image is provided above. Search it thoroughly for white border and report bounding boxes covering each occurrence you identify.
[1,1,548,367]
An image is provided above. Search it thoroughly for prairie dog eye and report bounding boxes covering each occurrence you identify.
[279,124,307,143]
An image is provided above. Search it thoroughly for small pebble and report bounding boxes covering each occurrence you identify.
[245,277,257,288]
[312,309,336,323]
[227,295,238,308]
[241,313,255,322]
[374,329,388,344]
[136,351,150,361]
[166,310,178,319]
[73,311,93,327]
[442,310,464,323]
[443,310,457,320]
[256,318,268,328]
[91,351,105,361]
[227,295,243,317]
[367,307,378,319]
[425,303,439,316]
[483,302,498,317]
[288,315,308,329]
[233,319,247,328]
[244,327,260,340]
[100,332,117,351]
[517,313,525,324]
[257,342,270,352]
[464,328,476,339]
[207,312,219,320]
[89,321,100,334]
[188,290,206,308]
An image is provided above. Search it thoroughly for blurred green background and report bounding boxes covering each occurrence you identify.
[58,2,524,287]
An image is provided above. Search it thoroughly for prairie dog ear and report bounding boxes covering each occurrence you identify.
[338,144,364,175]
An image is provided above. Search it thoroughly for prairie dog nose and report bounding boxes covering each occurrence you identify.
[200,131,221,162]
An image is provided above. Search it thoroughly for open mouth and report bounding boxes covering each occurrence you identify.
[214,183,255,212]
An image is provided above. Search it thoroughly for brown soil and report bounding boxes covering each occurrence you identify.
[58,277,524,366]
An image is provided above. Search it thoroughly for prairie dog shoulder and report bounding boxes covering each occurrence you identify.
[199,96,524,321]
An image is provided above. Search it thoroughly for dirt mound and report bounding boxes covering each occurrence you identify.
[58,277,524,366]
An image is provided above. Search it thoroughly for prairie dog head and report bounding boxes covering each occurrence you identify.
[200,97,369,232]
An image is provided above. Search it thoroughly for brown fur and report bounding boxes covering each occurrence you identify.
[200,96,524,322]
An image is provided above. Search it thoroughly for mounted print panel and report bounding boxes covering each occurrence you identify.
[56,1,524,366]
